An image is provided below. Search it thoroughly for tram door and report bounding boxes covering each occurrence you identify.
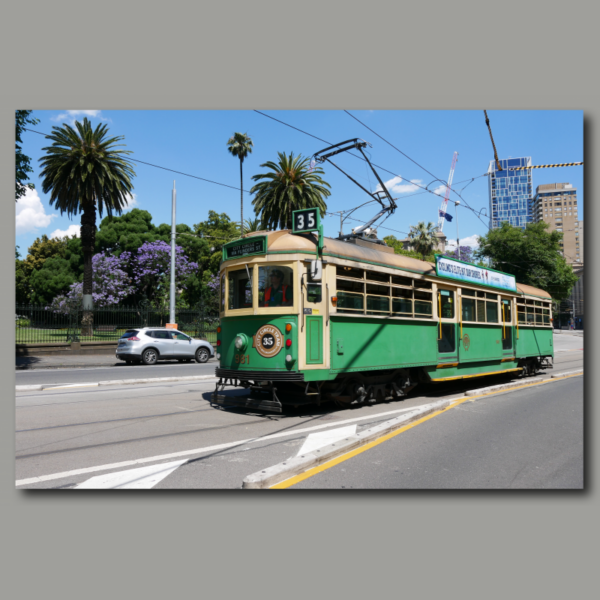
[302,263,326,366]
[437,287,458,364]
[500,297,515,358]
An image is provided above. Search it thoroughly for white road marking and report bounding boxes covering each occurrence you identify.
[44,383,99,391]
[297,425,357,456]
[74,459,188,489]
[16,405,423,487]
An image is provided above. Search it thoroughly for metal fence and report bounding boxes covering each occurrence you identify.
[15,303,219,344]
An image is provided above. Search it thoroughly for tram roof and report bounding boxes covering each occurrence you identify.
[237,230,552,300]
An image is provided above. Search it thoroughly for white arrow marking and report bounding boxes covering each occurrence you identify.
[297,425,357,456]
[74,459,188,489]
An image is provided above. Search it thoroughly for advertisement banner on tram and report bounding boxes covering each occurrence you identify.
[435,255,517,292]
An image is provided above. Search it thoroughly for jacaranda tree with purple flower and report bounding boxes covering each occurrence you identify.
[48,251,134,313]
[125,241,198,309]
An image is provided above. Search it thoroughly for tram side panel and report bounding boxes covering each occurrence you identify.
[515,327,553,359]
[329,316,439,373]
[458,323,506,363]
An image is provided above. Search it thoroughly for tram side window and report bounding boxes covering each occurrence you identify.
[228,269,253,310]
[337,266,364,279]
[366,282,390,315]
[439,290,454,318]
[414,291,433,316]
[461,290,498,323]
[519,300,552,326]
[336,277,365,314]
[258,266,294,308]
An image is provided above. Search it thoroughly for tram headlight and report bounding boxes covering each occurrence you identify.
[286,354,294,363]
[234,333,249,351]
[216,353,221,360]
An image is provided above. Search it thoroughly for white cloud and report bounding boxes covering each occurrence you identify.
[16,188,56,235]
[50,224,80,239]
[122,193,139,211]
[446,234,481,249]
[432,184,447,196]
[376,175,425,195]
[51,110,108,124]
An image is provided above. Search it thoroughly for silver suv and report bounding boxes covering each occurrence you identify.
[116,327,215,365]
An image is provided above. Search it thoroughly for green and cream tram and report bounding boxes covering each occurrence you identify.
[213,223,553,412]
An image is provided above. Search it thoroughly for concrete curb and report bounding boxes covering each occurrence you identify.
[16,374,218,392]
[551,369,584,379]
[464,369,583,396]
[242,399,452,489]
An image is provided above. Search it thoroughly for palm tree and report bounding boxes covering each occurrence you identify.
[39,118,135,335]
[250,152,331,230]
[227,132,254,234]
[243,217,262,235]
[408,221,439,261]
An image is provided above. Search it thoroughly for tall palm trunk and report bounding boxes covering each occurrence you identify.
[240,159,243,235]
[80,200,97,336]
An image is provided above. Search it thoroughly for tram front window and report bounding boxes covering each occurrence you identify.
[259,266,294,307]
[228,269,253,310]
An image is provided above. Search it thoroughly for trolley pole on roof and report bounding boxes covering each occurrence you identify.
[170,181,176,325]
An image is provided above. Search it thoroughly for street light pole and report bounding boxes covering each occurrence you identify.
[170,181,176,325]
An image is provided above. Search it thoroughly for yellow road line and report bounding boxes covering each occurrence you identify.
[271,371,583,489]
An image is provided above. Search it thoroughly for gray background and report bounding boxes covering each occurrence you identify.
[2,1,596,599]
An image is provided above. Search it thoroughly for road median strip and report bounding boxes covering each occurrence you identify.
[243,399,452,489]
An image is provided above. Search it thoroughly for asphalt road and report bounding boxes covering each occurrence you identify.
[14,332,583,489]
[291,376,583,489]
[15,358,218,386]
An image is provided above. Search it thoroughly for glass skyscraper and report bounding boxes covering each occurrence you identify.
[488,157,532,229]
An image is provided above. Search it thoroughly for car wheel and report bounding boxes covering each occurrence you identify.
[195,347,210,363]
[142,348,158,365]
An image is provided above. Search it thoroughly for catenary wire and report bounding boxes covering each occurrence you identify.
[254,111,491,228]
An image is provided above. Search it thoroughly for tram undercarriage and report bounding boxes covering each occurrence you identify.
[211,368,420,413]
[210,357,553,413]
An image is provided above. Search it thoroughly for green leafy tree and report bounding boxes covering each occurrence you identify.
[16,110,40,201]
[194,211,240,274]
[475,221,578,300]
[383,235,436,262]
[39,117,135,333]
[96,209,160,255]
[243,217,262,234]
[250,152,331,230]
[29,257,80,305]
[407,221,439,261]
[18,234,83,305]
[20,234,69,278]
[227,132,254,233]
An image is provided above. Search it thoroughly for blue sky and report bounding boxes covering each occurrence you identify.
[16,109,583,255]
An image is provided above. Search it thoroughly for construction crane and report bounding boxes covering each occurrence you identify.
[437,151,459,232]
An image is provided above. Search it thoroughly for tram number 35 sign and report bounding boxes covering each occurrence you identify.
[292,207,321,234]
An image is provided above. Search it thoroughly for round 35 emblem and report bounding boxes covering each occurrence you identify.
[463,334,471,351]
[254,325,283,358]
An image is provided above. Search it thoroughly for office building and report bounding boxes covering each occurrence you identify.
[532,183,582,267]
[488,157,533,229]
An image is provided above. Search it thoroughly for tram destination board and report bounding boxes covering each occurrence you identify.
[224,236,267,260]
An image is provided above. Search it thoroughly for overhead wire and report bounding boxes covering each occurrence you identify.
[341,110,491,230]
[24,127,253,194]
